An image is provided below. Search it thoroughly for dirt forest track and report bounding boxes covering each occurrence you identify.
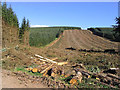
[52,30,118,51]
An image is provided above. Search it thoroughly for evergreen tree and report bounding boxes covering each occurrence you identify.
[2,2,30,44]
[2,2,19,28]
[0,2,2,17]
[26,19,30,31]
[13,13,19,28]
[113,17,120,41]
[19,17,30,43]
[21,17,26,31]
[19,17,26,40]
[2,2,7,22]
[7,5,14,26]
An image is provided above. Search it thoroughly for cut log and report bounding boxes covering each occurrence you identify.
[35,54,68,66]
[51,72,57,77]
[64,74,70,78]
[57,62,68,66]
[81,71,91,78]
[72,71,82,83]
[35,54,44,59]
[35,54,57,64]
[70,79,78,85]
[110,68,119,70]
[41,64,54,74]
[25,67,33,71]
[39,59,47,62]
[43,71,48,77]
[51,57,58,61]
[32,68,38,73]
[76,71,82,83]
[36,67,42,72]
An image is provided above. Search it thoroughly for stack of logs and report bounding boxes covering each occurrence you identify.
[25,54,120,88]
[26,54,83,85]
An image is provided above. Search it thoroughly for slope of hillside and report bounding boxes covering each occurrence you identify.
[52,30,118,51]
[2,28,119,88]
[29,27,81,47]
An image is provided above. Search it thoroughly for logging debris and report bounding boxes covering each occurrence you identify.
[24,54,120,88]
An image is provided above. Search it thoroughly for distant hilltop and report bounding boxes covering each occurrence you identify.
[30,25,49,27]
[30,25,82,28]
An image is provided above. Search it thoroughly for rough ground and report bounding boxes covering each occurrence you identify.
[2,29,119,88]
[2,70,48,88]
[51,30,118,51]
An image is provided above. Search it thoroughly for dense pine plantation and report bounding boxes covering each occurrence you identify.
[30,27,81,47]
[87,27,117,41]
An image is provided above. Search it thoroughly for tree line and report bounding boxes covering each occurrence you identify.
[113,17,120,42]
[19,17,30,43]
[2,2,19,28]
[88,17,120,42]
[1,2,30,44]
[29,26,82,47]
[29,28,63,47]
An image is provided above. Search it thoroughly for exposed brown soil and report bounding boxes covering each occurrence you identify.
[51,30,118,51]
[46,35,62,48]
[2,70,48,88]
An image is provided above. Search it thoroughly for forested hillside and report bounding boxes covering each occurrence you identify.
[87,27,116,41]
[30,27,81,47]
[87,17,120,42]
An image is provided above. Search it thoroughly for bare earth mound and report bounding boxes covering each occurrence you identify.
[52,30,118,51]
